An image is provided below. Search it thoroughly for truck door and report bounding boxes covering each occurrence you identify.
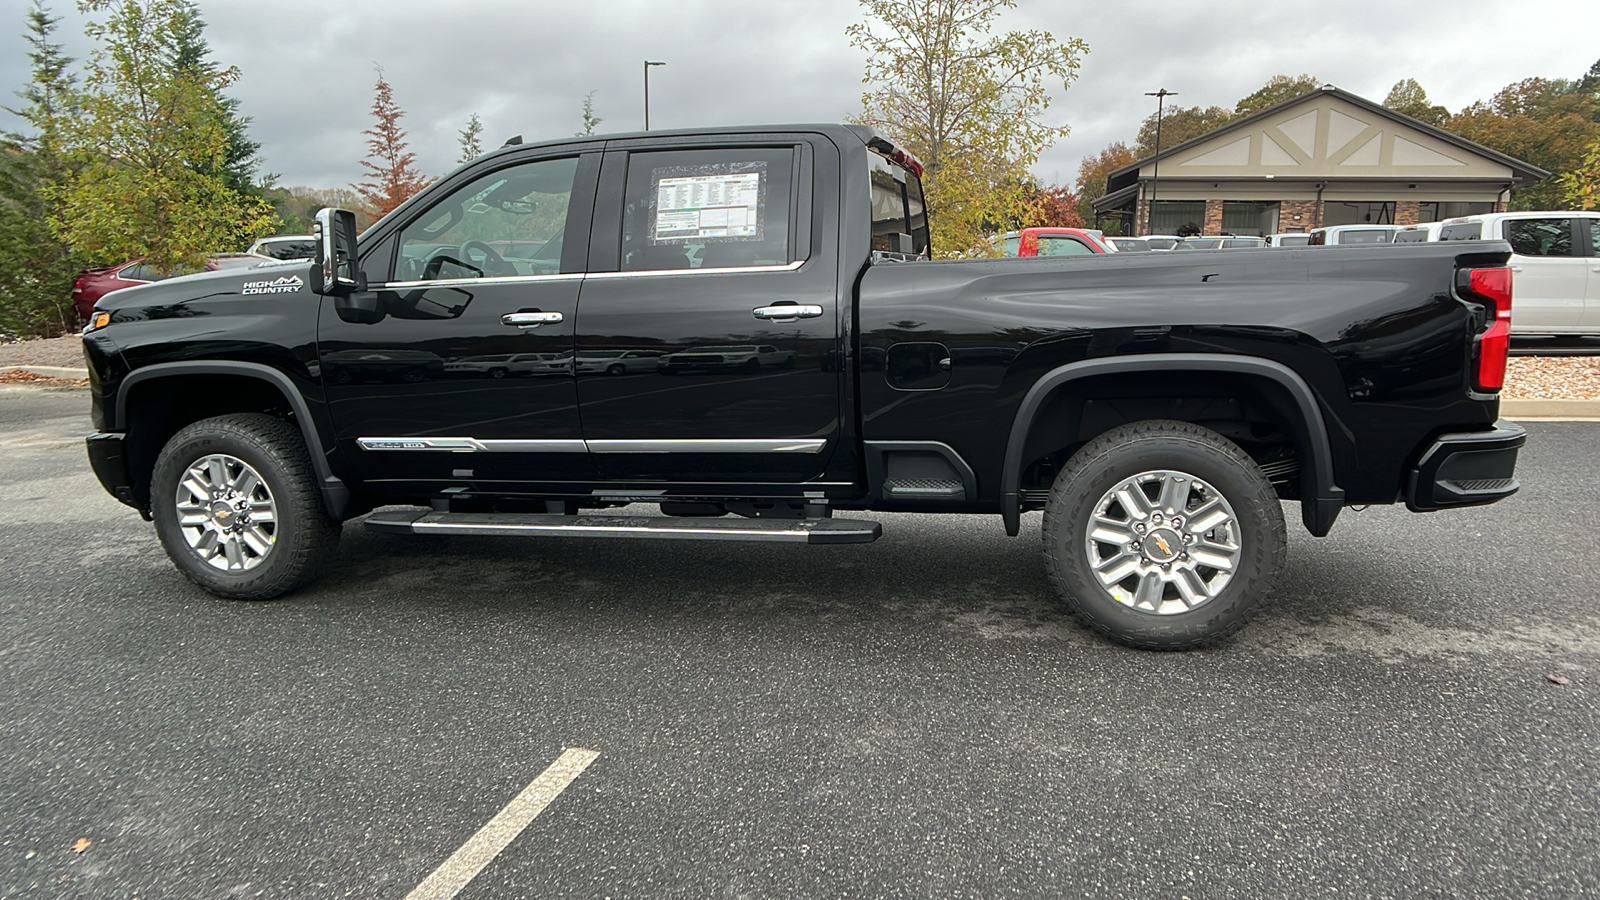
[1503,215,1586,333]
[1583,217,1600,332]
[573,139,841,483]
[317,150,601,496]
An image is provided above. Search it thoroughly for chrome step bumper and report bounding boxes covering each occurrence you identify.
[365,510,882,544]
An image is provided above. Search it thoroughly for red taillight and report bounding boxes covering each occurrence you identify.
[1466,267,1512,391]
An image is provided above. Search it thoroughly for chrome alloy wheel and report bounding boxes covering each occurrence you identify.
[1083,469,1242,615]
[173,454,278,572]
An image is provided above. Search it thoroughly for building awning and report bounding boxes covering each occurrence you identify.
[1091,182,1140,213]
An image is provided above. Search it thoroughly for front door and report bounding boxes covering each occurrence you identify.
[574,141,841,483]
[318,152,600,496]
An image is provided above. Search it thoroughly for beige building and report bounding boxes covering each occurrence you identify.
[1092,86,1549,237]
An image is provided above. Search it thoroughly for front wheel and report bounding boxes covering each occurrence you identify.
[150,413,341,600]
[1041,420,1286,650]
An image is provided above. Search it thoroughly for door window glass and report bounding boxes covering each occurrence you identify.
[620,147,795,272]
[1506,218,1574,257]
[396,156,578,282]
[1590,219,1600,256]
[1035,236,1094,256]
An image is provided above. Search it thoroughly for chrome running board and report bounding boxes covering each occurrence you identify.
[364,510,881,544]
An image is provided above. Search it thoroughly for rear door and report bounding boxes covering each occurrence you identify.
[1501,216,1585,333]
[573,135,842,483]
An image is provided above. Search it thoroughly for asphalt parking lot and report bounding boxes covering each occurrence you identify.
[1,384,1596,899]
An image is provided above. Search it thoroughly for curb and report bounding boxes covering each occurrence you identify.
[1501,398,1600,420]
[0,365,89,380]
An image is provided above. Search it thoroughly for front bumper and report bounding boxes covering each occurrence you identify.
[86,431,139,510]
[1406,420,1525,512]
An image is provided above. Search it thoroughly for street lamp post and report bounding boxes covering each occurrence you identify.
[1143,88,1177,236]
[644,60,666,130]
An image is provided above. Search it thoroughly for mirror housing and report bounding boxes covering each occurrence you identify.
[311,208,364,296]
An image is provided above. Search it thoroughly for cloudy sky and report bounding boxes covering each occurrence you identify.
[2,0,1596,191]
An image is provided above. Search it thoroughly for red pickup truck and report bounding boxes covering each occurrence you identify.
[1001,227,1114,257]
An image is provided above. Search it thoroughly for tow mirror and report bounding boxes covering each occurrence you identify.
[312,208,364,296]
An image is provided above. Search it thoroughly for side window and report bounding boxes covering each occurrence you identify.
[396,156,578,282]
[1590,220,1600,256]
[121,264,152,281]
[620,146,795,272]
[1036,236,1093,257]
[1439,223,1481,241]
[1506,218,1574,257]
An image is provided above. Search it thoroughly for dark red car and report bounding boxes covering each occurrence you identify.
[73,253,273,321]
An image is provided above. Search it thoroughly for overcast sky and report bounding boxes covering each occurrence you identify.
[2,0,1596,191]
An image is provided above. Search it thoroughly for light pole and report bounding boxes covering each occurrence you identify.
[1144,88,1177,236]
[644,60,666,130]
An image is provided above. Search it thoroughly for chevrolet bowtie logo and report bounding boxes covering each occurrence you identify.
[1154,534,1172,556]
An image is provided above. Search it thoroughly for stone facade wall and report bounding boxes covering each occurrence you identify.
[1395,201,1421,227]
[1278,199,1320,232]
[1202,199,1225,235]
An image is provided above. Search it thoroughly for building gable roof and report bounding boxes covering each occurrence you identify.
[1101,86,1549,198]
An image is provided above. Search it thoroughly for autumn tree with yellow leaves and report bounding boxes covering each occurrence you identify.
[848,0,1087,255]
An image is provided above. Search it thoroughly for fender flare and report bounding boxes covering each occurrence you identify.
[1000,353,1344,537]
[115,361,352,519]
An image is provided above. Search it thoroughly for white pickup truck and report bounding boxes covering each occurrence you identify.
[1438,211,1600,338]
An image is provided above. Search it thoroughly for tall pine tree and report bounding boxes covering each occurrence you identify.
[0,1,83,335]
[353,68,430,217]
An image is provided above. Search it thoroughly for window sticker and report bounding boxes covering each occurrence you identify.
[651,164,765,243]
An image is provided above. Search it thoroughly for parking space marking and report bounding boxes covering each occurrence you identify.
[404,747,600,900]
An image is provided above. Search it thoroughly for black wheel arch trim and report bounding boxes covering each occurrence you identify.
[1001,353,1344,537]
[113,361,352,519]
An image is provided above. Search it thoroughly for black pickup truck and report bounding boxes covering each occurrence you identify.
[81,124,1525,649]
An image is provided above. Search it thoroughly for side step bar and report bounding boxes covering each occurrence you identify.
[365,510,882,545]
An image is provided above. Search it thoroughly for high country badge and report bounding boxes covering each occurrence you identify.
[242,275,305,295]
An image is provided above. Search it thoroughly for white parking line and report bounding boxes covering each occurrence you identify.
[404,747,600,900]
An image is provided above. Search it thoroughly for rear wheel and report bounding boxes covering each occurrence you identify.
[1041,420,1286,649]
[150,413,341,600]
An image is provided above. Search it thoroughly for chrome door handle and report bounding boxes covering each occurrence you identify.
[752,304,824,320]
[502,311,563,327]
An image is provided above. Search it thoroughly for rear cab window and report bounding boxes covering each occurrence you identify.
[1438,223,1482,241]
[1505,218,1575,257]
[868,148,929,259]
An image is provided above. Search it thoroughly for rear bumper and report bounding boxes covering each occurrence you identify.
[1405,420,1525,512]
[86,432,139,509]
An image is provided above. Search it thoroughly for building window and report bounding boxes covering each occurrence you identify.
[1322,201,1396,227]
[1146,200,1204,236]
[1221,201,1279,237]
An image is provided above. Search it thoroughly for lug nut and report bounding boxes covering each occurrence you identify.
[1135,523,1146,533]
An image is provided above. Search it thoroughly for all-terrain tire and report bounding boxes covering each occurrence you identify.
[1041,419,1286,650]
[150,413,341,600]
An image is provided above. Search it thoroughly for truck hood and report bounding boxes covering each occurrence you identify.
[96,260,314,316]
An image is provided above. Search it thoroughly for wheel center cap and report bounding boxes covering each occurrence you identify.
[1145,527,1182,563]
[210,500,236,526]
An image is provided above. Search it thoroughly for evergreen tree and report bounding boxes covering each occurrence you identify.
[0,1,83,335]
[458,112,483,164]
[578,91,601,136]
[169,0,269,198]
[353,67,431,217]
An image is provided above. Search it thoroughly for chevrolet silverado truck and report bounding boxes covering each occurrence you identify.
[81,124,1525,649]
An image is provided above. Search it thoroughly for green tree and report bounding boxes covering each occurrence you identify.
[353,67,430,217]
[265,184,375,234]
[577,90,601,136]
[1557,140,1600,209]
[1443,74,1600,209]
[848,0,1087,255]
[458,111,483,164]
[1074,140,1133,223]
[1234,73,1320,116]
[1,1,83,335]
[169,0,268,198]
[1133,104,1234,156]
[49,0,276,273]
[1382,78,1449,126]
